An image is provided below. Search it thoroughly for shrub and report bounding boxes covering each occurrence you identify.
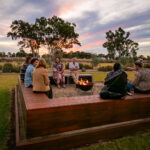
[65,63,93,69]
[119,57,134,67]
[98,66,113,72]
[0,65,2,70]
[2,63,13,72]
[12,65,21,73]
[144,63,150,68]
[65,63,69,69]
[81,67,86,72]
[82,64,93,69]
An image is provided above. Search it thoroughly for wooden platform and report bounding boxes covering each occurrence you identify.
[17,79,150,140]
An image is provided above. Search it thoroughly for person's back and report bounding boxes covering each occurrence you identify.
[24,64,35,87]
[100,63,127,99]
[33,67,50,92]
[33,58,52,99]
[134,68,150,92]
[20,56,31,82]
[106,70,127,95]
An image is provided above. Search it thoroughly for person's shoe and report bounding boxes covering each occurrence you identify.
[62,84,66,88]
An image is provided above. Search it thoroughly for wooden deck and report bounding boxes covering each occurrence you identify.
[17,79,150,139]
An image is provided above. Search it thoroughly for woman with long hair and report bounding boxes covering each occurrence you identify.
[53,57,65,88]
[33,58,52,99]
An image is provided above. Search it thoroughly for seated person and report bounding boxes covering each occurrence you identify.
[127,61,150,93]
[20,56,31,82]
[24,58,39,88]
[100,63,127,99]
[125,59,143,71]
[69,57,79,84]
[33,58,52,99]
[53,57,65,88]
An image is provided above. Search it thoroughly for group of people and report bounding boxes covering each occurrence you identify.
[100,60,150,99]
[52,57,79,88]
[20,57,80,99]
[20,56,150,100]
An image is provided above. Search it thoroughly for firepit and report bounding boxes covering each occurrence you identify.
[76,78,94,91]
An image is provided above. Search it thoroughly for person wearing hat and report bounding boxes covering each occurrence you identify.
[127,60,150,93]
[69,57,79,84]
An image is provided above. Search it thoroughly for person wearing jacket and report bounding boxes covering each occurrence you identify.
[100,63,127,99]
[20,56,31,82]
[33,58,52,99]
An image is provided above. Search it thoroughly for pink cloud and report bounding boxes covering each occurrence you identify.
[79,39,105,51]
[79,26,125,42]
[65,39,105,53]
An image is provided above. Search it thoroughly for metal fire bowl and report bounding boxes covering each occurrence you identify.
[76,83,94,91]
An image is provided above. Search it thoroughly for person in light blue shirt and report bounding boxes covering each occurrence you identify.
[24,58,39,88]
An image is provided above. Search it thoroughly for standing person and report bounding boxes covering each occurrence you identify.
[100,63,127,99]
[20,56,31,82]
[69,57,79,84]
[53,57,65,88]
[24,58,39,88]
[33,58,52,99]
[127,61,150,93]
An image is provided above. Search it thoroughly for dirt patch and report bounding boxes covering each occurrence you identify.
[52,82,103,98]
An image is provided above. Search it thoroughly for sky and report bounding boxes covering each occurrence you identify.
[0,0,150,56]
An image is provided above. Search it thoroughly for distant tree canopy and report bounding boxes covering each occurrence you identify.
[7,16,81,57]
[103,27,139,60]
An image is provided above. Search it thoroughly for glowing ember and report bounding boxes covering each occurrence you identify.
[77,78,90,86]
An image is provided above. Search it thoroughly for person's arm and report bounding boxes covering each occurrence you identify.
[43,69,50,86]
[60,64,64,74]
[125,67,135,71]
[69,63,75,71]
[30,67,34,78]
[131,72,140,86]
[75,63,79,71]
[53,64,58,72]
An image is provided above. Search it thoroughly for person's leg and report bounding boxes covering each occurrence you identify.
[126,82,134,92]
[75,71,79,83]
[61,74,66,88]
[57,77,61,88]
[71,72,77,84]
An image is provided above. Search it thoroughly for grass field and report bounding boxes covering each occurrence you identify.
[81,71,135,82]
[77,132,150,150]
[0,74,18,150]
[0,72,149,150]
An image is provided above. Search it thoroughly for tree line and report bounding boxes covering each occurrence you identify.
[7,15,142,60]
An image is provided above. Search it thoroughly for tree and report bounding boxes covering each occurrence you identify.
[103,27,139,59]
[16,49,27,57]
[7,20,40,57]
[7,16,81,58]
[0,52,6,57]
[35,16,81,57]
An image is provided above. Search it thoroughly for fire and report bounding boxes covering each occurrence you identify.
[77,78,89,86]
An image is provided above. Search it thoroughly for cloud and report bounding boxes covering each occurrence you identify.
[0,0,150,56]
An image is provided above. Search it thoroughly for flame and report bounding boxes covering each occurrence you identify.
[77,78,89,86]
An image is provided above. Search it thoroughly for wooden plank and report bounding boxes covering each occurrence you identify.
[16,118,150,150]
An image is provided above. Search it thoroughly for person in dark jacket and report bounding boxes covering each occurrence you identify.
[100,63,127,99]
[20,56,31,82]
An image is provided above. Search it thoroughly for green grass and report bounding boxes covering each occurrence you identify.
[81,72,135,82]
[0,74,18,150]
[1,72,149,150]
[77,132,150,150]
